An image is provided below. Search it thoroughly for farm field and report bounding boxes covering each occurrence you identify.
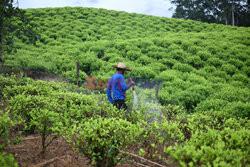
[1,7,250,167]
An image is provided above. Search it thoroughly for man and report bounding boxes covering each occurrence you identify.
[106,62,135,110]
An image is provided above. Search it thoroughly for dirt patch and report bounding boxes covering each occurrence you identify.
[6,134,91,167]
[5,134,143,167]
[0,65,67,83]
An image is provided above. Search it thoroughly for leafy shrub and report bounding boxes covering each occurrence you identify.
[184,55,204,69]
[166,127,249,167]
[196,50,212,61]
[242,66,250,77]
[157,70,179,81]
[132,66,156,79]
[232,73,249,85]
[187,45,201,54]
[29,107,62,154]
[228,58,244,69]
[177,85,212,111]
[224,101,250,119]
[3,80,53,98]
[63,118,142,167]
[147,51,166,60]
[62,70,87,84]
[173,63,194,73]
[168,49,187,62]
[207,57,224,68]
[159,58,178,68]
[126,50,142,61]
[195,99,229,113]
[136,55,154,65]
[185,73,207,85]
[0,152,18,167]
[212,86,249,103]
[0,110,14,150]
[220,64,237,76]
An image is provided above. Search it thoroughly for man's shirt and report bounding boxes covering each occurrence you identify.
[106,73,127,104]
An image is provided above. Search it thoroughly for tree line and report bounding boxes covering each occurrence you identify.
[0,0,39,62]
[170,0,250,27]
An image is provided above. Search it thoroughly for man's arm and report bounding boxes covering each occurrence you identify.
[120,76,135,91]
[127,81,135,90]
[119,76,127,91]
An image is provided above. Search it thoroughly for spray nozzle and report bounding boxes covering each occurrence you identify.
[130,77,135,91]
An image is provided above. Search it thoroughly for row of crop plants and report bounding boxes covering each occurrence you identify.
[5,28,249,115]
[1,74,249,166]
[22,7,248,45]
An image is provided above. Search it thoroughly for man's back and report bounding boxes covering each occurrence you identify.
[106,73,127,104]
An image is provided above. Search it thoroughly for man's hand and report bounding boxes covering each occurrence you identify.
[127,81,135,90]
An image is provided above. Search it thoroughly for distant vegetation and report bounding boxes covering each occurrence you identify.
[170,0,250,27]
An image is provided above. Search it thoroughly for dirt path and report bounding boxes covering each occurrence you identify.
[0,65,67,83]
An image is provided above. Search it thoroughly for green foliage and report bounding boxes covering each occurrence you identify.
[170,0,250,27]
[0,110,14,149]
[166,126,249,166]
[0,152,18,167]
[173,63,194,73]
[0,0,40,60]
[2,7,249,115]
[62,70,87,83]
[62,117,142,167]
[1,74,250,166]
[1,6,250,166]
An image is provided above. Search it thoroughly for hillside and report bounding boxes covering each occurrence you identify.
[2,7,250,116]
[1,6,250,167]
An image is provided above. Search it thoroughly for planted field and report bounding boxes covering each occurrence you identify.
[1,7,250,167]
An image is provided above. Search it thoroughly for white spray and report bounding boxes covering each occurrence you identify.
[132,90,138,108]
[131,82,162,123]
[130,77,138,108]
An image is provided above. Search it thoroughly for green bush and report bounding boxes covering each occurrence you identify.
[207,57,224,68]
[166,127,249,167]
[0,152,18,167]
[136,55,154,65]
[231,73,249,85]
[62,70,87,84]
[159,58,178,68]
[222,62,237,74]
[184,55,204,69]
[126,50,142,61]
[173,63,194,73]
[63,117,142,167]
[132,66,156,79]
[0,110,14,149]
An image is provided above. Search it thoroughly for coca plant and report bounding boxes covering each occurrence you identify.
[62,117,143,167]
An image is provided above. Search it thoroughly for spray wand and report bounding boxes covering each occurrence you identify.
[130,77,135,91]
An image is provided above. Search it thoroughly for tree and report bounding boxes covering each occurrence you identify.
[170,0,249,27]
[0,0,40,62]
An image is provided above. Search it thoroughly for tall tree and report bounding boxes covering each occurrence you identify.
[170,0,249,27]
[0,0,39,62]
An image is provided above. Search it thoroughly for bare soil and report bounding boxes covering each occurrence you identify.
[5,133,147,167]
[6,134,91,167]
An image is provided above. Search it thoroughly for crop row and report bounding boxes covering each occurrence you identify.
[0,75,249,166]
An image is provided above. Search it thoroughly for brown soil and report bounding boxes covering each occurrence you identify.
[5,134,141,167]
[0,65,67,83]
[6,134,91,167]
